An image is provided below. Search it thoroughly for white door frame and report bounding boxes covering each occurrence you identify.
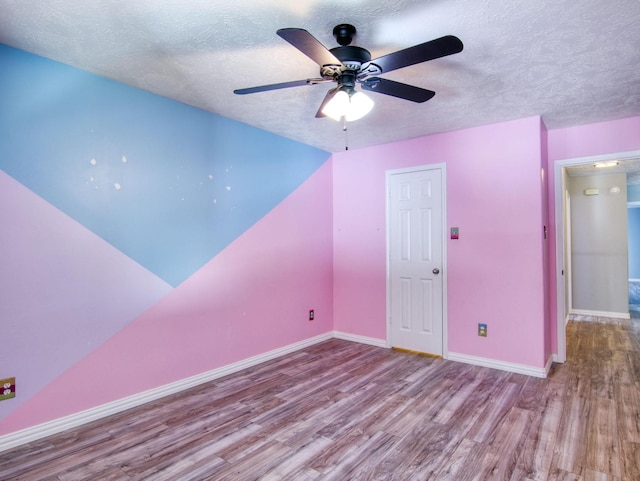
[385,163,448,358]
[565,190,573,315]
[554,149,640,363]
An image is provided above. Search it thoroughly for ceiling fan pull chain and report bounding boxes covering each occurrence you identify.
[344,118,349,150]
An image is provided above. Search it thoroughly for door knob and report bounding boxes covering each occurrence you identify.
[432,268,440,275]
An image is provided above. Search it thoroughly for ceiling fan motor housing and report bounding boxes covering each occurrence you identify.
[322,44,377,82]
[326,24,377,78]
[329,45,371,70]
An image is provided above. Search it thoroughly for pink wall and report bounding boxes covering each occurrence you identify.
[7,112,639,441]
[548,116,640,162]
[1,43,335,439]
[0,171,173,424]
[546,116,640,353]
[333,116,549,368]
[1,161,334,435]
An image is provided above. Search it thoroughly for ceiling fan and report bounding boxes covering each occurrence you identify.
[234,24,463,121]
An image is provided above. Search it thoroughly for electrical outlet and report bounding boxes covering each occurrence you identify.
[309,309,314,321]
[0,377,15,401]
[478,323,487,337]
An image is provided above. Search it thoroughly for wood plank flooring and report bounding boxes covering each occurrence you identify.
[1,314,640,480]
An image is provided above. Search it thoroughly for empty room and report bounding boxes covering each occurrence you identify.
[1,0,640,479]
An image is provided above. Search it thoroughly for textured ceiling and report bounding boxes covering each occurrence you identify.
[0,0,639,153]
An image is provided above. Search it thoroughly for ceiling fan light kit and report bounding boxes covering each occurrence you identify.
[322,90,374,122]
[234,24,463,123]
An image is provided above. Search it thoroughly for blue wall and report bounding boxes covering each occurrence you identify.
[0,44,331,286]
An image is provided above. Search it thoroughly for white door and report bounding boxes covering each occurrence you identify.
[388,166,444,356]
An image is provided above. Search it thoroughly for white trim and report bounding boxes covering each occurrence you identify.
[1,329,556,453]
[554,149,640,365]
[629,278,640,283]
[447,352,549,378]
[570,308,631,320]
[333,331,388,348]
[0,332,333,453]
[628,201,640,208]
[565,189,573,321]
[385,163,448,358]
[441,166,449,360]
[545,354,554,376]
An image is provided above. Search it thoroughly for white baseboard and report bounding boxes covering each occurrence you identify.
[332,331,388,348]
[0,332,333,453]
[570,309,630,320]
[0,330,549,453]
[447,352,548,378]
[545,354,554,375]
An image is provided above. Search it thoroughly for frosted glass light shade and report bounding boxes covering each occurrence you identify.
[322,90,374,122]
[594,161,619,168]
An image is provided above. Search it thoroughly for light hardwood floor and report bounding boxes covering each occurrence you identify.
[1,314,639,480]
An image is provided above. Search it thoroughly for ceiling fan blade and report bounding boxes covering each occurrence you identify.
[234,78,326,95]
[315,87,339,118]
[277,28,341,66]
[366,35,463,74]
[361,77,435,103]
